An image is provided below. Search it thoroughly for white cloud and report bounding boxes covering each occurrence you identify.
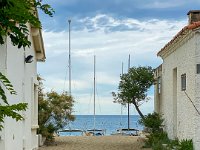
[42,76,93,93]
[39,14,187,115]
[74,94,154,115]
[74,94,124,115]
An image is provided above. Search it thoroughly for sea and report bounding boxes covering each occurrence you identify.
[59,115,144,136]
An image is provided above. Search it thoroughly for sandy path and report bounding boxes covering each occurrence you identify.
[39,136,151,150]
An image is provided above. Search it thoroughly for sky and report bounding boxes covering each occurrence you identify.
[38,0,200,115]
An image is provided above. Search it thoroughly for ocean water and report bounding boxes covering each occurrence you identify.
[59,115,144,136]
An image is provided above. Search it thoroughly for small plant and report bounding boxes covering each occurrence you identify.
[178,139,193,150]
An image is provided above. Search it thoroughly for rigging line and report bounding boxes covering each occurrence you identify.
[72,76,76,91]
[63,66,68,93]
[94,66,102,114]
[95,80,102,114]
[88,65,95,114]
[120,61,124,126]
[184,91,200,115]
[94,55,96,130]
[128,54,130,130]
[88,91,93,114]
[68,19,72,96]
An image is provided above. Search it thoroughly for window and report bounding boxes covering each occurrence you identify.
[158,77,161,94]
[181,74,186,91]
[197,64,200,74]
[32,83,38,126]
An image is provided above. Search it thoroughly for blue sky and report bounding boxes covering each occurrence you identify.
[38,0,200,115]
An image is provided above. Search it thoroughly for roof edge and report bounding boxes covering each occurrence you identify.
[157,21,200,57]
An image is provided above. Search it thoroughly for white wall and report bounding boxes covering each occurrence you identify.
[194,32,200,149]
[0,39,6,150]
[0,31,39,149]
[159,33,197,140]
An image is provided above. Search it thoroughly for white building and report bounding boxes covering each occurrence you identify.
[0,23,45,149]
[154,10,200,149]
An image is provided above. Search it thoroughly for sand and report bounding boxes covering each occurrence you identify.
[39,136,151,150]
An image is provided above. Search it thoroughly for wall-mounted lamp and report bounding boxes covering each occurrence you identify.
[25,55,34,63]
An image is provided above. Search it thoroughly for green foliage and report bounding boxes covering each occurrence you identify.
[37,76,75,140]
[38,124,55,141]
[177,139,193,150]
[165,139,194,150]
[144,131,170,149]
[140,112,194,150]
[0,0,54,48]
[139,112,164,132]
[0,72,16,104]
[166,139,179,149]
[113,66,154,118]
[114,66,154,103]
[140,113,169,149]
[0,73,27,130]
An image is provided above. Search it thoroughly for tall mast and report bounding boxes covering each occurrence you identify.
[94,55,96,130]
[128,54,130,130]
[120,62,124,126]
[68,20,71,95]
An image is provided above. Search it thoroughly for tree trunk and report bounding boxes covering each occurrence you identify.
[132,99,145,119]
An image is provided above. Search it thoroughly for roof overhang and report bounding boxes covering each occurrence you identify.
[30,8,46,62]
[157,21,200,59]
[31,26,46,61]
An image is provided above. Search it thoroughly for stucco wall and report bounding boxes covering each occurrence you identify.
[194,32,200,149]
[0,32,39,149]
[0,40,6,150]
[160,33,197,140]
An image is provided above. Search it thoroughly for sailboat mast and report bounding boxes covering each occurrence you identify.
[120,62,124,125]
[68,19,71,95]
[128,54,130,130]
[94,55,96,130]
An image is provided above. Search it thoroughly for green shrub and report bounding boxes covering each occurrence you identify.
[139,112,193,150]
[167,138,179,149]
[139,112,164,132]
[165,139,193,150]
[37,77,75,141]
[144,131,170,149]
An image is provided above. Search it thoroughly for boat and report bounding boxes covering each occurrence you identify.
[58,128,84,136]
[85,55,105,136]
[111,55,139,136]
[85,129,106,136]
[59,56,105,136]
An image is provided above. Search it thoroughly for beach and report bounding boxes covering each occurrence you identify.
[39,136,151,150]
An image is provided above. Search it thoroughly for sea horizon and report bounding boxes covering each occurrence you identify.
[59,115,143,136]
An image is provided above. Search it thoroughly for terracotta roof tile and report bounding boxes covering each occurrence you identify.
[187,21,200,29]
[157,21,200,56]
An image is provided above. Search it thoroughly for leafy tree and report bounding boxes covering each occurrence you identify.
[0,0,54,48]
[0,0,54,129]
[37,76,75,140]
[113,66,154,119]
